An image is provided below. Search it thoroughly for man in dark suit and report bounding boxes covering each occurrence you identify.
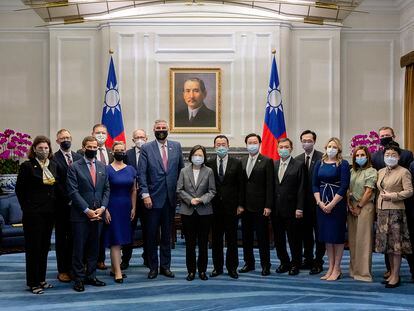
[294,130,325,274]
[239,133,274,276]
[121,129,148,270]
[371,126,414,280]
[77,123,114,270]
[175,78,216,128]
[273,138,305,276]
[53,129,82,283]
[67,136,110,292]
[138,120,184,279]
[206,135,243,279]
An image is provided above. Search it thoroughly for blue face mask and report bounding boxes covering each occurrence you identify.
[355,157,367,167]
[191,155,204,166]
[278,148,290,159]
[247,144,259,155]
[216,146,228,158]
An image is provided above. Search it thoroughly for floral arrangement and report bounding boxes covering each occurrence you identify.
[350,131,381,155]
[0,129,32,174]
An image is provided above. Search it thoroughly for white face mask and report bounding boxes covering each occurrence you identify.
[384,156,398,167]
[95,133,107,145]
[326,147,338,159]
[134,139,145,149]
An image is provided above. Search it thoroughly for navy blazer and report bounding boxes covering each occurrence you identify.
[125,147,139,171]
[67,158,110,222]
[137,139,184,209]
[372,148,413,170]
[53,150,82,204]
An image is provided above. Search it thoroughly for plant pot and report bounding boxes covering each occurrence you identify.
[0,174,18,194]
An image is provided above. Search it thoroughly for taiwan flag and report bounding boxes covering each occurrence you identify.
[261,54,287,160]
[101,56,126,148]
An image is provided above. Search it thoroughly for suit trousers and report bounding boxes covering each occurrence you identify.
[146,201,173,270]
[22,212,54,287]
[122,198,147,264]
[71,220,102,281]
[241,210,271,269]
[55,204,72,273]
[272,216,303,267]
[302,204,326,266]
[181,212,212,273]
[211,211,239,272]
[347,202,375,282]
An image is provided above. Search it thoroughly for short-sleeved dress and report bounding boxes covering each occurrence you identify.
[104,165,137,248]
[312,160,350,244]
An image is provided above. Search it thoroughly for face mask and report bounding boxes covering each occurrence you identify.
[191,155,204,166]
[35,150,49,160]
[302,142,314,152]
[60,140,71,151]
[278,148,290,158]
[384,156,398,167]
[85,149,97,159]
[113,152,126,162]
[95,133,107,145]
[216,146,228,158]
[154,130,168,141]
[134,139,145,149]
[247,144,259,155]
[380,136,393,147]
[355,157,367,167]
[326,147,338,159]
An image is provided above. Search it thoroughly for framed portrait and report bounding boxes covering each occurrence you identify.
[169,68,221,133]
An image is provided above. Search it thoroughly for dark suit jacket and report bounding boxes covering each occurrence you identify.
[242,154,274,213]
[372,148,413,170]
[137,139,184,209]
[15,158,59,214]
[125,147,139,171]
[77,147,114,164]
[273,157,306,218]
[66,158,110,222]
[206,156,244,216]
[175,104,216,127]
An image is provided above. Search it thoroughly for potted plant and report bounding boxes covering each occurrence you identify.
[350,131,381,155]
[0,129,31,194]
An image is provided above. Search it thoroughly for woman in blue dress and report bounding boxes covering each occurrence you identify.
[312,137,350,281]
[104,141,137,283]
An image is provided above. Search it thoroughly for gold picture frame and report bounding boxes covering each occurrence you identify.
[169,68,221,133]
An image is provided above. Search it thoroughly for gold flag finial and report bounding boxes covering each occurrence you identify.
[109,49,114,54]
[272,49,276,54]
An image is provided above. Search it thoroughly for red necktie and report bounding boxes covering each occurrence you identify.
[161,144,168,171]
[89,161,96,187]
[65,153,73,165]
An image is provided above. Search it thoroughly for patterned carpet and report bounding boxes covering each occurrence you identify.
[1,242,414,311]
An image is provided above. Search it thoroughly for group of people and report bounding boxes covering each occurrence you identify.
[15,121,414,294]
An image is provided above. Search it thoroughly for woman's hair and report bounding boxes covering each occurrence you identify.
[384,141,401,155]
[189,145,207,165]
[321,137,343,165]
[351,145,372,170]
[112,141,126,151]
[28,135,53,160]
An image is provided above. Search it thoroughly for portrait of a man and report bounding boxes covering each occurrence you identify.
[170,68,221,133]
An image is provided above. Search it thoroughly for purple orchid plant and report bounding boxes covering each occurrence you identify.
[350,131,381,156]
[0,129,32,174]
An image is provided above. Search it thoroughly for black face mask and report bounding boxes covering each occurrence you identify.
[60,140,71,151]
[380,136,393,147]
[154,130,168,141]
[84,149,97,159]
[113,152,126,162]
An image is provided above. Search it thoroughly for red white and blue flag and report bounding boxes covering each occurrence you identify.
[261,54,287,160]
[101,56,126,148]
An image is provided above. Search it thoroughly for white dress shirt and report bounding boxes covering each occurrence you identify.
[216,154,229,174]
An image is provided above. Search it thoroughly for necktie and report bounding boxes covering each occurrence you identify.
[89,161,96,187]
[219,158,224,181]
[246,157,253,178]
[161,144,168,171]
[136,149,140,167]
[99,148,106,165]
[305,155,310,169]
[65,153,73,166]
[278,162,286,182]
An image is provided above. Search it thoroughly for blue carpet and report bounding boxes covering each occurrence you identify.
[1,242,414,311]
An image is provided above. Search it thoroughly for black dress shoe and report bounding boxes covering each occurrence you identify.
[199,272,208,280]
[210,269,223,277]
[84,278,106,287]
[300,261,313,270]
[289,267,300,276]
[115,278,123,283]
[186,273,195,281]
[309,265,323,275]
[228,270,239,279]
[73,280,84,292]
[261,267,271,276]
[110,271,127,278]
[160,268,175,278]
[120,262,129,270]
[148,270,158,279]
[385,280,401,288]
[239,265,255,273]
[276,264,290,274]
